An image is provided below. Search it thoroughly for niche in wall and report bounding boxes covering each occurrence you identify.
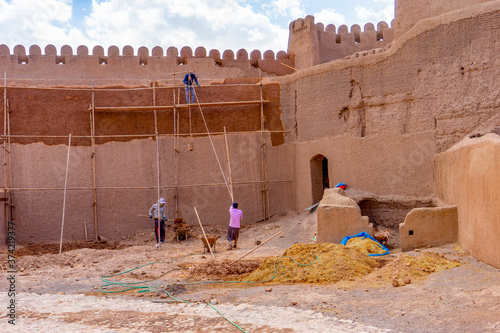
[310,154,329,204]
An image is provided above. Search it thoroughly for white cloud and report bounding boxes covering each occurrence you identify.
[355,4,394,25]
[0,0,394,55]
[313,8,345,27]
[269,0,305,18]
[0,0,85,50]
[83,0,288,54]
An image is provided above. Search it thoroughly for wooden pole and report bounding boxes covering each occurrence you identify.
[259,70,269,221]
[84,220,88,241]
[224,127,234,201]
[91,79,98,241]
[173,82,179,218]
[59,134,72,254]
[3,72,6,189]
[229,231,282,265]
[153,82,162,250]
[6,99,13,225]
[194,207,215,260]
[280,63,298,71]
[3,72,8,236]
[138,214,174,221]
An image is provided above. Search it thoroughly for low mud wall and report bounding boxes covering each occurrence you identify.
[434,133,500,268]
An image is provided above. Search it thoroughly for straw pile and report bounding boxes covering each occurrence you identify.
[239,243,379,284]
[365,252,461,286]
[345,237,387,255]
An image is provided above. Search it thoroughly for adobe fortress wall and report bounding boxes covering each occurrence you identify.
[276,1,500,211]
[0,44,295,84]
[0,0,499,245]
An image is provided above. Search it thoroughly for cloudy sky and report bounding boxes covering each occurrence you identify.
[0,0,394,54]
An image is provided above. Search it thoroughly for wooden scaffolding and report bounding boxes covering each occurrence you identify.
[2,72,288,242]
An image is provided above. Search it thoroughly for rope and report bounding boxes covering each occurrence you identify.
[191,86,233,199]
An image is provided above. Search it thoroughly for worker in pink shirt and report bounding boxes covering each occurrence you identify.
[227,201,243,250]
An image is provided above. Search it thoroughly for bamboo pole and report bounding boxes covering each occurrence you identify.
[0,128,290,140]
[4,81,269,91]
[59,134,72,254]
[7,179,292,191]
[153,82,162,251]
[224,127,234,201]
[6,99,13,224]
[3,72,6,188]
[194,207,215,260]
[229,231,282,265]
[138,214,174,220]
[259,70,269,221]
[3,72,7,236]
[91,79,98,241]
[175,89,181,217]
[84,220,88,241]
[173,86,178,218]
[280,63,298,71]
[92,100,270,112]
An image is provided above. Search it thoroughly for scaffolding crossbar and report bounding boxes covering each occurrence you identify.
[92,100,269,112]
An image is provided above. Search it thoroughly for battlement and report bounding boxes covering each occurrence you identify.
[0,44,295,83]
[288,15,394,69]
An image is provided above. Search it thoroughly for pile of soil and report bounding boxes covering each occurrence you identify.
[363,252,462,287]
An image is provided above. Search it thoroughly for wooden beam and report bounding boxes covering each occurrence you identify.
[93,100,270,112]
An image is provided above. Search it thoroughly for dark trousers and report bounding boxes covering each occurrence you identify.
[154,219,165,243]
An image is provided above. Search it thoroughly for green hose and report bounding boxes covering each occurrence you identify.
[98,252,320,333]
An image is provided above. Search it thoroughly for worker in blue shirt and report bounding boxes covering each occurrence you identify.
[183,73,200,104]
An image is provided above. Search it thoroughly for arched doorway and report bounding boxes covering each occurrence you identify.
[310,154,330,204]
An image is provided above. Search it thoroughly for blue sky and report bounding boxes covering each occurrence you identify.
[0,0,394,54]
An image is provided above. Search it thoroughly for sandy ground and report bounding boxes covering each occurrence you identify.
[1,211,500,332]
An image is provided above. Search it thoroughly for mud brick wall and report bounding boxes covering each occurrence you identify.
[277,4,500,210]
[0,81,293,243]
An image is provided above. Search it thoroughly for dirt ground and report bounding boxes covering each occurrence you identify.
[1,211,500,332]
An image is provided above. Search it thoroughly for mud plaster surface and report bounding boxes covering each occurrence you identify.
[4,79,283,147]
[1,211,499,332]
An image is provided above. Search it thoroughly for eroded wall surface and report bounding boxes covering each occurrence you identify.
[277,3,500,209]
[434,134,500,268]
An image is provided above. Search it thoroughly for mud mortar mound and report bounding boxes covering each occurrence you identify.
[240,243,380,284]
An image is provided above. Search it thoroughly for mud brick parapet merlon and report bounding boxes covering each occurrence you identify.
[0,44,295,80]
[288,15,394,69]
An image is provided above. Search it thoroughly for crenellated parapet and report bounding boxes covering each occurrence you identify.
[0,44,295,83]
[288,15,394,69]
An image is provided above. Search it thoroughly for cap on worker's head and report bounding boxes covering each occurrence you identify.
[159,198,166,204]
[232,202,238,208]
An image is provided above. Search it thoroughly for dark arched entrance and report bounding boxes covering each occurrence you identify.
[310,154,330,204]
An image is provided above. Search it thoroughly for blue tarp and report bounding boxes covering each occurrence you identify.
[341,232,390,256]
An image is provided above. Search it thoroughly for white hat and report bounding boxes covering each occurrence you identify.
[159,198,166,204]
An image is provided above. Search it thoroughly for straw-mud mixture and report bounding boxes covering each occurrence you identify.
[1,211,500,332]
